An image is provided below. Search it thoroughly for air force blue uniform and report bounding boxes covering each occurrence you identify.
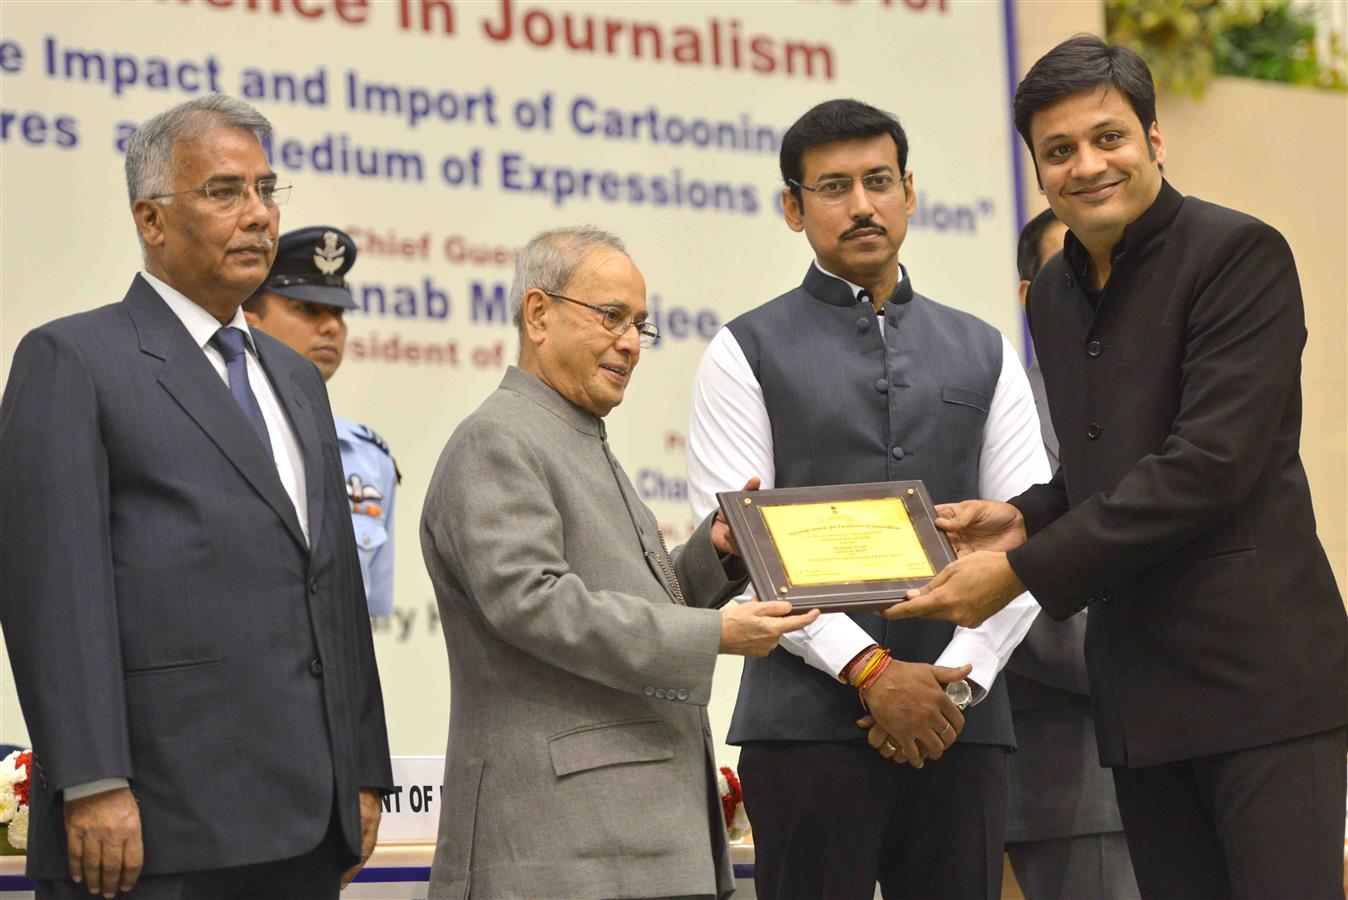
[336,416,398,617]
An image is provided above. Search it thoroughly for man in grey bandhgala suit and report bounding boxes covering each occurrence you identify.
[420,227,815,899]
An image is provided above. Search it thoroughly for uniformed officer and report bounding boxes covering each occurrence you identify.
[244,226,399,617]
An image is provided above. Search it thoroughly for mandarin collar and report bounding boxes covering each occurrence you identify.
[500,365,602,437]
[802,263,914,309]
[1063,179,1183,282]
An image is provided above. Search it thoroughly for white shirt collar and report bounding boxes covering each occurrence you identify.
[811,259,909,302]
[140,269,256,353]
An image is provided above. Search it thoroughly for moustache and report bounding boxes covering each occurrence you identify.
[227,235,276,253]
[841,220,887,239]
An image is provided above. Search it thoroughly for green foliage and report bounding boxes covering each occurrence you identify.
[1105,0,1348,95]
[1106,0,1225,97]
[1215,3,1348,88]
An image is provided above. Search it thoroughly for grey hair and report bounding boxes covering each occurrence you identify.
[125,94,272,203]
[509,226,628,331]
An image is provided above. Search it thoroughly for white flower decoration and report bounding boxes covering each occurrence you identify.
[716,768,751,843]
[6,803,28,850]
[0,756,17,791]
[727,803,750,843]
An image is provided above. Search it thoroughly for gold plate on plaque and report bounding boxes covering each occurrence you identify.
[717,481,954,613]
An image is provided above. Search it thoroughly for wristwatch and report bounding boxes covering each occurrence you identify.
[945,679,973,710]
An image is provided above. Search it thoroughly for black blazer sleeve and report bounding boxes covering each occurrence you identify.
[1011,465,1070,538]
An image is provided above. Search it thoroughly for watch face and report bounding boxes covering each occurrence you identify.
[946,680,972,709]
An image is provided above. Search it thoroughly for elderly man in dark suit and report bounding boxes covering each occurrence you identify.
[886,36,1347,897]
[0,95,392,898]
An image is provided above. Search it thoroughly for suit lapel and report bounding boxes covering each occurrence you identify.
[124,276,310,552]
[257,342,326,554]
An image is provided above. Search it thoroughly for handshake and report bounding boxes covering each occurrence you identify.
[851,656,973,768]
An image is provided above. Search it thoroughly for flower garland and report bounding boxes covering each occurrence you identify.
[717,765,750,843]
[0,750,32,851]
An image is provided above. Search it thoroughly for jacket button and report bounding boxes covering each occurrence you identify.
[1100,592,1113,604]
[308,578,319,595]
[655,688,667,699]
[309,659,324,677]
[676,689,689,701]
[1065,272,1074,288]
[856,317,872,333]
[875,378,889,393]
[1087,340,1103,357]
[643,686,655,697]
[1087,422,1102,440]
[891,446,905,460]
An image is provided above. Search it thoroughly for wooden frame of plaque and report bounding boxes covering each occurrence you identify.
[716,480,956,614]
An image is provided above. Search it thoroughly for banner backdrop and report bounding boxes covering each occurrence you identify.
[0,0,1021,765]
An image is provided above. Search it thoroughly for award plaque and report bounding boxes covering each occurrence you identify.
[716,481,956,613]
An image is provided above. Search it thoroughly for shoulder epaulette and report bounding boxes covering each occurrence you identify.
[355,426,402,483]
[355,426,391,456]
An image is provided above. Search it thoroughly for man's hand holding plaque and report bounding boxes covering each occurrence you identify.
[882,500,1029,627]
[713,476,822,656]
[711,477,761,556]
[719,601,820,657]
[932,499,1028,555]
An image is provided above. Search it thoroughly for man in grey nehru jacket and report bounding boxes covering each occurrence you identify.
[687,99,1047,899]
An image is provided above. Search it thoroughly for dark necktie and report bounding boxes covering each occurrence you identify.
[211,327,274,457]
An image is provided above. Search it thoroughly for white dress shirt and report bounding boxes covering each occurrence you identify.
[142,269,309,545]
[686,262,1047,701]
[65,273,310,802]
